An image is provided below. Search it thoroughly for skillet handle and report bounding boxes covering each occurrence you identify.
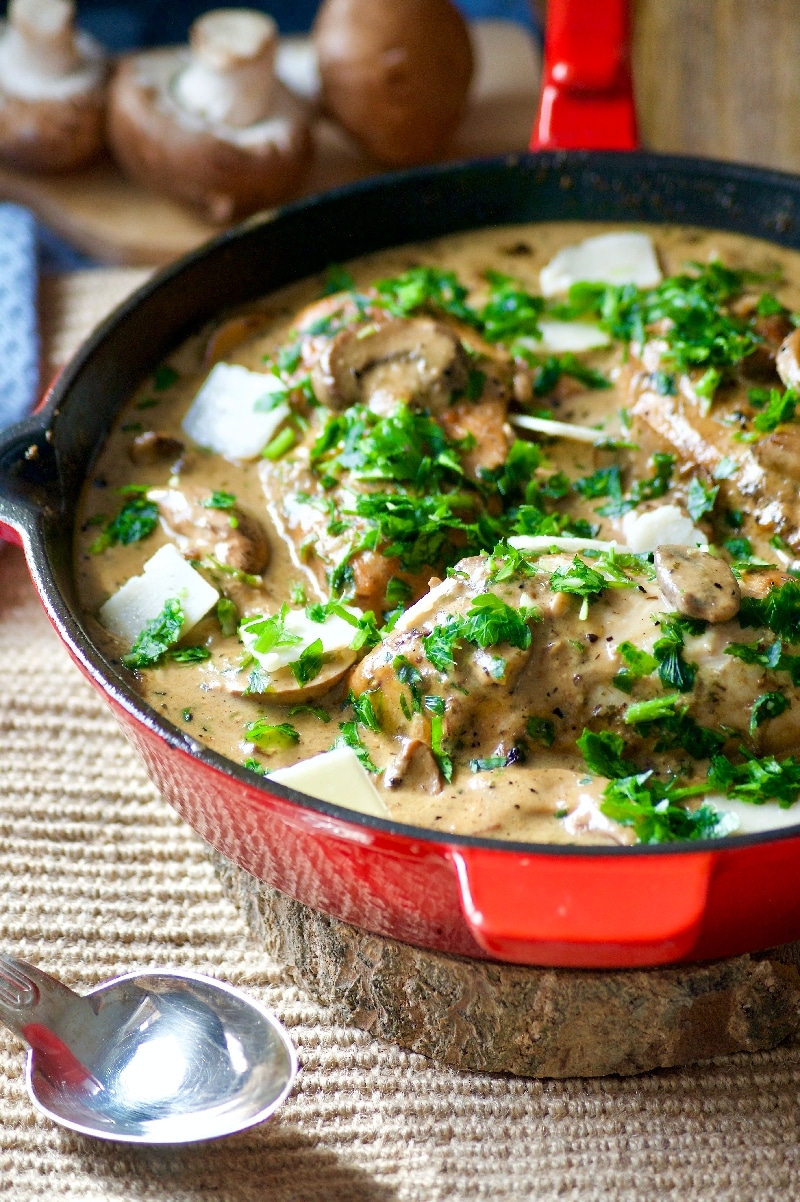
[451,847,714,968]
[531,0,639,151]
[0,411,62,547]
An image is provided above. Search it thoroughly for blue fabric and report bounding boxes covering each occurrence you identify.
[0,205,38,430]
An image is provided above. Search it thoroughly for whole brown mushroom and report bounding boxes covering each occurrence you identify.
[0,0,107,173]
[107,8,312,223]
[313,0,474,167]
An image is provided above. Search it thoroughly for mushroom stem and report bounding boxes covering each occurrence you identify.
[173,8,278,128]
[7,0,79,79]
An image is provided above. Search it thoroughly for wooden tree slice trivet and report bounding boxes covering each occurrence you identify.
[212,851,800,1078]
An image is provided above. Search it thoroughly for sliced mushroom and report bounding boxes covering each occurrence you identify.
[241,654,355,703]
[776,327,800,391]
[129,431,185,466]
[311,317,469,413]
[384,737,443,794]
[753,424,800,480]
[205,650,355,704]
[204,313,270,367]
[654,544,741,623]
[0,0,107,173]
[107,8,312,223]
[148,485,269,575]
[740,312,793,382]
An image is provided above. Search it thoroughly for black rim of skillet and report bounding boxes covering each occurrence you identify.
[5,148,800,859]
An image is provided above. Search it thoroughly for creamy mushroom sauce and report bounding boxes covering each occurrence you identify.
[75,222,800,846]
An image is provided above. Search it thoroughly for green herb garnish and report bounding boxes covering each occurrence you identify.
[749,691,790,735]
[89,495,158,553]
[122,598,184,669]
[290,638,324,685]
[333,722,380,773]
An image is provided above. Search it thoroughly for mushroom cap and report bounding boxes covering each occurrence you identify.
[313,0,474,166]
[107,48,312,223]
[311,316,470,412]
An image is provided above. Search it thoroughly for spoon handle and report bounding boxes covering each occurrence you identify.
[0,953,88,1045]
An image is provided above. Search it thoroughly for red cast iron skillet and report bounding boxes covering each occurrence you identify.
[0,0,793,972]
[3,149,800,970]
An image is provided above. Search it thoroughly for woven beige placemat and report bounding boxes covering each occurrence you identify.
[0,271,798,1201]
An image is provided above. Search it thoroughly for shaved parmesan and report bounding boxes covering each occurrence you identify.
[99,543,219,645]
[707,795,800,836]
[536,320,610,353]
[510,413,608,443]
[508,535,624,554]
[182,362,290,460]
[540,232,662,297]
[240,606,361,673]
[621,505,707,554]
[267,746,390,818]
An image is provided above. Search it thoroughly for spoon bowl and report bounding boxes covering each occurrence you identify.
[0,956,297,1143]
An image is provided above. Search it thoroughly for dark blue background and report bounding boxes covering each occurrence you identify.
[61,2,537,49]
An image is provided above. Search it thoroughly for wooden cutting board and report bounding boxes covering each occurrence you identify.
[0,23,540,267]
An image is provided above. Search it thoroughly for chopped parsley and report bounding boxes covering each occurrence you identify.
[216,597,239,637]
[393,655,424,716]
[261,427,296,461]
[577,729,636,779]
[548,557,607,619]
[470,756,508,773]
[122,599,184,669]
[651,370,676,396]
[686,476,719,522]
[738,580,800,640]
[168,645,211,663]
[724,537,753,560]
[751,386,798,434]
[422,593,536,673]
[201,490,236,510]
[245,720,300,751]
[290,638,324,685]
[551,260,762,373]
[574,465,622,501]
[348,689,382,732]
[311,401,466,490]
[240,606,302,656]
[599,773,722,844]
[714,455,739,480]
[424,695,453,781]
[89,494,158,553]
[478,271,544,343]
[613,640,658,693]
[520,352,610,397]
[333,722,380,773]
[526,715,555,747]
[323,264,356,295]
[624,693,681,724]
[153,364,180,391]
[749,691,790,735]
[288,704,331,722]
[383,576,413,624]
[726,638,800,684]
[708,752,800,807]
[652,613,703,693]
[597,453,675,519]
[374,266,480,327]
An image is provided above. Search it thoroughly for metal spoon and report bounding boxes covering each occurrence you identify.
[0,954,298,1143]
